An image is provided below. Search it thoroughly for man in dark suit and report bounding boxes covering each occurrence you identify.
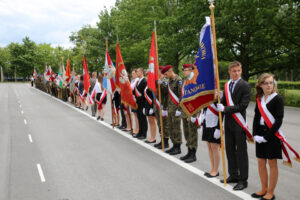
[217,61,251,190]
[134,68,148,139]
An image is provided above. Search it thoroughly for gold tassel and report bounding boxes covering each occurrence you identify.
[282,161,292,168]
[247,137,254,144]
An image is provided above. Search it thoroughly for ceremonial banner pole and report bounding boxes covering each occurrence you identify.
[154,21,165,151]
[209,0,227,186]
[106,38,115,128]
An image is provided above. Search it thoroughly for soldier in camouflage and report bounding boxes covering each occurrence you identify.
[179,64,199,163]
[154,66,170,149]
[161,65,183,155]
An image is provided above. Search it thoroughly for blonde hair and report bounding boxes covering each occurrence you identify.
[255,73,278,99]
[228,61,242,70]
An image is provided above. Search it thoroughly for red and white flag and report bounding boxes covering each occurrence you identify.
[147,32,158,95]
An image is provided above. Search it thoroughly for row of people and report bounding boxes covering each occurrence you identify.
[33,61,285,200]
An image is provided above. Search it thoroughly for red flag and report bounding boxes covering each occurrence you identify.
[147,32,158,95]
[116,43,138,109]
[65,58,71,83]
[82,56,90,93]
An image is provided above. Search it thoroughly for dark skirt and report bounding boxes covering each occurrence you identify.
[202,122,220,144]
[256,125,282,159]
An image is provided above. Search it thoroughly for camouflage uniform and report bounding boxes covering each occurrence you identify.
[181,112,199,150]
[166,74,183,146]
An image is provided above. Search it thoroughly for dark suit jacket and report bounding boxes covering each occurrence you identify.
[136,77,147,103]
[221,78,251,120]
[253,95,284,141]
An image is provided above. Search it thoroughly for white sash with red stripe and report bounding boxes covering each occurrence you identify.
[96,90,107,106]
[225,81,254,142]
[168,84,179,106]
[135,85,141,98]
[89,87,96,104]
[144,87,152,105]
[152,93,162,110]
[257,95,300,166]
[79,90,86,101]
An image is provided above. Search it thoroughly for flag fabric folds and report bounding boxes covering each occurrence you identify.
[147,32,158,95]
[82,56,90,93]
[57,67,63,88]
[115,43,138,109]
[65,58,71,83]
[180,17,216,116]
[103,49,116,94]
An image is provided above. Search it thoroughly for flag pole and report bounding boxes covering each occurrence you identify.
[154,20,165,151]
[106,38,115,129]
[209,0,227,186]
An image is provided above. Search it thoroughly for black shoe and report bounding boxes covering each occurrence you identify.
[154,141,162,148]
[260,195,275,200]
[137,135,146,140]
[158,138,169,149]
[220,176,238,184]
[204,172,210,176]
[118,126,126,130]
[180,148,191,161]
[165,145,175,153]
[133,133,141,138]
[184,149,197,163]
[97,116,100,120]
[145,140,156,144]
[233,182,248,190]
[101,118,104,121]
[206,172,219,178]
[169,144,181,155]
[251,193,266,198]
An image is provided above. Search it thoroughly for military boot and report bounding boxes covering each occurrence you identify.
[184,148,197,163]
[180,148,190,161]
[158,138,169,149]
[165,143,175,153]
[154,140,162,148]
[169,144,181,155]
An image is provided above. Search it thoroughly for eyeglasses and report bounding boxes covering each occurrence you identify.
[262,82,274,86]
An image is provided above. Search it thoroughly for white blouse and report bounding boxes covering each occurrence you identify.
[131,78,139,90]
[94,81,103,93]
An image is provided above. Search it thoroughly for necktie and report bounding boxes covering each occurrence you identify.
[229,81,234,94]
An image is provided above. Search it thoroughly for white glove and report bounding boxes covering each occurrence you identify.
[217,103,225,112]
[149,108,154,115]
[143,108,145,115]
[175,110,181,117]
[162,110,167,117]
[199,126,203,137]
[214,129,221,139]
[199,113,205,124]
[158,79,162,85]
[190,117,196,123]
[254,135,267,144]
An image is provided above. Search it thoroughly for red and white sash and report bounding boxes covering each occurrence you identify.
[144,87,152,105]
[208,104,218,117]
[257,95,300,166]
[152,93,162,110]
[181,81,186,98]
[88,87,96,104]
[134,85,142,98]
[79,90,86,101]
[224,81,254,142]
[96,90,107,109]
[168,84,179,106]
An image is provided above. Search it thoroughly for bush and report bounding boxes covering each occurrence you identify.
[219,80,300,107]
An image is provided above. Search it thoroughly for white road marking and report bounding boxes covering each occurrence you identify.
[32,86,253,200]
[24,119,27,125]
[36,164,46,182]
[28,134,33,143]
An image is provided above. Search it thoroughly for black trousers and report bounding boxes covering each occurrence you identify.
[120,104,127,127]
[137,100,148,136]
[224,117,248,182]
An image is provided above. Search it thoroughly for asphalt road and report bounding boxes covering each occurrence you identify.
[0,83,300,200]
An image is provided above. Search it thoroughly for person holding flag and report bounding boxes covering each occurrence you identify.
[94,73,107,121]
[154,66,170,149]
[161,65,183,155]
[179,64,200,163]
[217,61,252,190]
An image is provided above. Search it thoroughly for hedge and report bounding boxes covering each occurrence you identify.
[219,80,300,107]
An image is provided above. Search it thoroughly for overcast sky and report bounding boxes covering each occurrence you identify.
[0,0,116,48]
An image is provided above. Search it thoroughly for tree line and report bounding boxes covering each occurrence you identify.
[0,0,299,81]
